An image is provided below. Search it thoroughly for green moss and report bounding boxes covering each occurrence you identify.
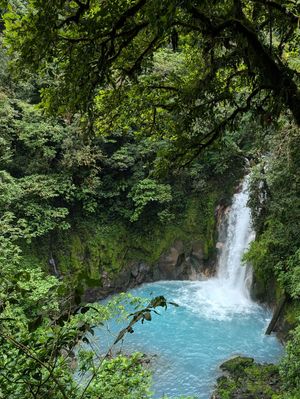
[69,234,85,272]
[20,182,235,295]
[284,302,300,325]
[220,356,254,375]
[275,284,285,303]
[214,357,282,399]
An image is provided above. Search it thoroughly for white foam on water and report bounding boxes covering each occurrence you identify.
[171,176,257,321]
[94,175,283,398]
[173,280,258,321]
[217,176,254,298]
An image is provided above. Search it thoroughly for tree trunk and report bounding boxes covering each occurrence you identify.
[265,295,287,335]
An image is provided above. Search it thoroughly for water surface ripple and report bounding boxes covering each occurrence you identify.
[111,281,283,398]
[95,177,283,398]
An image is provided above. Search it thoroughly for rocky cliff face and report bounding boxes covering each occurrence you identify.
[23,194,224,303]
[22,188,241,306]
[83,238,216,302]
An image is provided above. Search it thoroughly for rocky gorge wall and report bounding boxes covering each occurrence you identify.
[22,177,295,399]
[23,175,292,335]
[22,193,229,304]
[82,237,216,302]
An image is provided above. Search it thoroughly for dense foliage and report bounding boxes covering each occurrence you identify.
[0,0,298,169]
[0,26,244,399]
[0,0,299,398]
[213,356,282,399]
[245,117,300,396]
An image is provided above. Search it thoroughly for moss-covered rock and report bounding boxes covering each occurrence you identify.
[220,356,255,376]
[212,357,282,399]
[19,170,244,303]
[21,189,224,301]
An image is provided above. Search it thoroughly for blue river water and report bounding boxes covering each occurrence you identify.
[94,280,283,398]
[93,177,283,398]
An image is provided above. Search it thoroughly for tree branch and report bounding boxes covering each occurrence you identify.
[184,4,300,125]
[252,0,299,24]
[180,87,271,166]
[58,0,90,28]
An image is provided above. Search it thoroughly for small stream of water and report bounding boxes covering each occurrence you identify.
[95,177,283,398]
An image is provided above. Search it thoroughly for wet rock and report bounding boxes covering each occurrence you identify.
[82,236,217,302]
[101,271,111,288]
[212,356,282,399]
[130,264,140,278]
[215,242,224,250]
[130,262,150,285]
[220,356,254,376]
[190,240,204,263]
[156,240,184,279]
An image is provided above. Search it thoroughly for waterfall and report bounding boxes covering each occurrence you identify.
[96,173,283,399]
[177,175,257,320]
[217,175,254,300]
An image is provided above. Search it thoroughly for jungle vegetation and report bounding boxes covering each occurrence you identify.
[0,1,299,398]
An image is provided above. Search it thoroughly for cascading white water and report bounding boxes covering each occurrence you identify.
[96,174,283,398]
[177,174,257,320]
[217,175,255,299]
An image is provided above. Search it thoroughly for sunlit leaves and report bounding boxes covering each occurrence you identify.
[129,178,172,222]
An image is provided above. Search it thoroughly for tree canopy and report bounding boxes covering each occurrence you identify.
[0,1,300,399]
[2,0,300,153]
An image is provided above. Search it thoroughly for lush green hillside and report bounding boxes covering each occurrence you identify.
[0,36,244,399]
[0,0,299,398]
